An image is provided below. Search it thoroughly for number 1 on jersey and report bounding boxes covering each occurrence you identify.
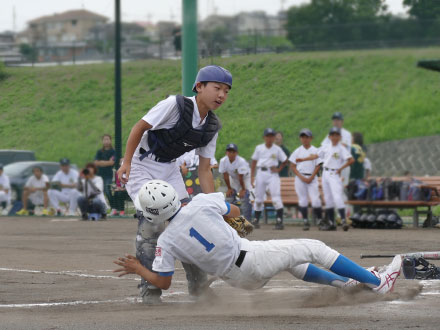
[189,227,215,252]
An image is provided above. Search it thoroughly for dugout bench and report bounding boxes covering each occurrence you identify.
[263,176,440,228]
[347,176,440,228]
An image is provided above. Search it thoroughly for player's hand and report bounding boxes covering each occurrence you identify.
[117,163,131,185]
[113,254,141,277]
[270,167,280,173]
[181,166,189,176]
[29,187,37,193]
[336,168,342,175]
[251,178,255,188]
[226,188,234,197]
[296,158,304,163]
[239,189,246,199]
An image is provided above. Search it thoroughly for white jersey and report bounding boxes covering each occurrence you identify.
[318,143,352,169]
[0,173,11,192]
[251,144,287,168]
[219,155,251,191]
[153,193,241,277]
[322,127,352,152]
[289,145,322,175]
[52,169,79,194]
[136,95,218,162]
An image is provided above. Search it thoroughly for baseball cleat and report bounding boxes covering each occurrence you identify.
[372,255,402,294]
[303,220,310,231]
[251,219,260,229]
[342,219,349,232]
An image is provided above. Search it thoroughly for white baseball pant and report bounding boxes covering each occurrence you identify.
[254,170,283,212]
[126,156,188,202]
[222,238,339,290]
[294,175,321,208]
[0,191,10,204]
[322,170,346,209]
[48,190,80,213]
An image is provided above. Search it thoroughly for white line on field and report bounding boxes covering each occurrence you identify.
[0,292,187,308]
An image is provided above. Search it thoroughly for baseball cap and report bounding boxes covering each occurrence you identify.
[332,112,344,120]
[299,128,313,137]
[59,158,70,165]
[329,127,341,135]
[263,128,276,136]
[226,143,238,152]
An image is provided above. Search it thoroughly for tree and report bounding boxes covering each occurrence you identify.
[403,0,440,20]
[285,0,388,49]
[19,43,38,63]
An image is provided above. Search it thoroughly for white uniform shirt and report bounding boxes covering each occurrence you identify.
[138,95,218,161]
[25,174,49,204]
[176,150,218,168]
[318,143,352,169]
[322,128,352,152]
[0,173,11,194]
[52,169,79,194]
[153,193,241,277]
[289,145,322,175]
[251,144,287,168]
[219,155,251,191]
[78,176,109,209]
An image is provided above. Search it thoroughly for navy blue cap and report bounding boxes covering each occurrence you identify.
[299,128,313,137]
[59,158,70,165]
[263,128,276,136]
[226,143,238,152]
[329,127,341,135]
[192,65,232,93]
[332,112,344,120]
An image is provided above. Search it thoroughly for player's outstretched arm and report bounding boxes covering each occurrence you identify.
[337,157,355,175]
[297,154,318,162]
[117,120,152,184]
[113,255,172,290]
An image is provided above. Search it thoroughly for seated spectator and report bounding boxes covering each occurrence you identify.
[16,166,50,216]
[77,163,108,220]
[0,163,11,215]
[48,158,81,216]
[112,158,129,216]
[94,134,116,214]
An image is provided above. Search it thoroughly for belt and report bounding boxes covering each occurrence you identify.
[259,167,268,171]
[300,173,312,176]
[235,250,247,268]
[139,147,176,163]
[324,167,338,172]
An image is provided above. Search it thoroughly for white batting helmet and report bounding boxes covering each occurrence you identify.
[134,180,181,224]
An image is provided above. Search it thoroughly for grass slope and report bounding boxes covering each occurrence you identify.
[1,47,439,166]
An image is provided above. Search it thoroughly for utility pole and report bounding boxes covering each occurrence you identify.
[182,0,198,96]
[114,0,122,165]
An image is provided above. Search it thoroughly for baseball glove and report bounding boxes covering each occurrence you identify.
[224,215,254,237]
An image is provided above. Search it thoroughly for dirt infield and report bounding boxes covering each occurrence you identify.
[1,216,439,330]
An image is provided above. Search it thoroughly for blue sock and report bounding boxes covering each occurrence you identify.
[303,264,349,288]
[330,255,380,286]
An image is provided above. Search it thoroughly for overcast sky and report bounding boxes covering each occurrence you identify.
[1,0,408,33]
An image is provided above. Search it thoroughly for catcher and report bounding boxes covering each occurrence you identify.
[114,180,401,298]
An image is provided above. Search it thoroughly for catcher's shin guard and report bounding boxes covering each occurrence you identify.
[135,210,166,302]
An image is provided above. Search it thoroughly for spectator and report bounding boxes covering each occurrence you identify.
[364,157,372,179]
[0,163,11,215]
[16,166,50,216]
[48,158,81,216]
[94,134,116,214]
[112,158,129,216]
[77,163,108,220]
[322,112,352,184]
[275,131,290,177]
[350,132,367,180]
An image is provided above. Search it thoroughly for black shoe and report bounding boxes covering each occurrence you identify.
[101,213,107,220]
[342,220,349,231]
[303,220,310,231]
[319,222,336,231]
[81,214,88,221]
[251,219,260,229]
[274,218,284,230]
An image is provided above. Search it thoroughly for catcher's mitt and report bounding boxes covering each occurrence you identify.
[224,215,254,237]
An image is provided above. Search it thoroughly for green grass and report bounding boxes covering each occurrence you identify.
[1,47,440,166]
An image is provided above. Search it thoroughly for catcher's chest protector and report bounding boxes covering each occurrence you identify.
[146,95,221,163]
